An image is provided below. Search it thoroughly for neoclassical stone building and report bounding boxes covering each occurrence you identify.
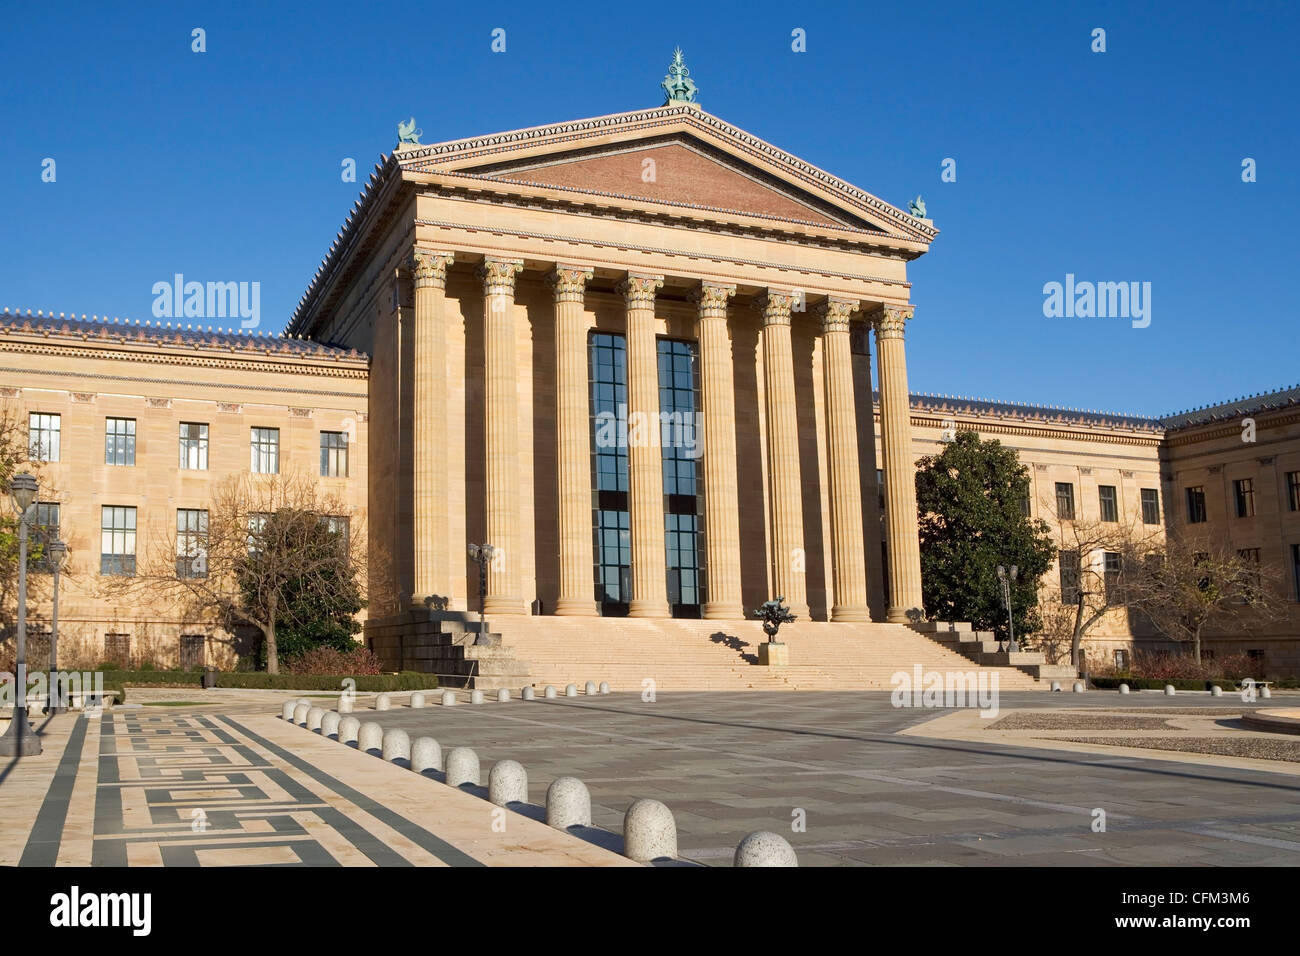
[3,69,1297,675]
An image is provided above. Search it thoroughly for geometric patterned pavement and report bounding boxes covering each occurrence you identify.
[7,706,633,867]
[8,690,1300,867]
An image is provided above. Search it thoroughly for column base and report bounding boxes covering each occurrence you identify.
[830,605,871,623]
[702,603,745,621]
[483,596,526,615]
[628,600,671,618]
[886,606,923,624]
[408,594,454,613]
[553,597,601,616]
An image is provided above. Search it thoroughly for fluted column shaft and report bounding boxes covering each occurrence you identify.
[819,298,870,621]
[693,283,743,619]
[621,274,669,618]
[873,305,924,622]
[758,291,808,619]
[481,258,525,615]
[551,266,598,615]
[411,250,456,607]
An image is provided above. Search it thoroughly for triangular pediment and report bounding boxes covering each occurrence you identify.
[397,105,936,243]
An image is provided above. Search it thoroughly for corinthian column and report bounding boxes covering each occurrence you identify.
[818,297,870,622]
[757,291,808,620]
[550,265,598,615]
[620,273,669,618]
[872,304,924,622]
[691,282,742,619]
[480,257,525,615]
[411,249,456,608]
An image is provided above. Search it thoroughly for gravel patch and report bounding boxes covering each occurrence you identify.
[1054,736,1300,762]
[989,713,1178,731]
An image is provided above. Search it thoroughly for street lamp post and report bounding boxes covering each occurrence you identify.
[47,539,67,714]
[467,544,498,645]
[0,472,42,757]
[996,564,1019,654]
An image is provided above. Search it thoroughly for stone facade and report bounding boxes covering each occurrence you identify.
[3,104,1297,676]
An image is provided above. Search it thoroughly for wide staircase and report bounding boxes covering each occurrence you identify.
[490,617,1046,692]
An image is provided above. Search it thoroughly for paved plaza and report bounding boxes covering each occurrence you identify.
[6,688,1299,866]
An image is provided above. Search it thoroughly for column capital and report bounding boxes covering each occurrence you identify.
[479,258,524,296]
[411,250,455,289]
[755,290,799,327]
[689,281,737,316]
[868,304,915,339]
[618,273,664,307]
[816,296,860,334]
[547,265,595,303]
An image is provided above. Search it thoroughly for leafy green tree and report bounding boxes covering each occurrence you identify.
[915,431,1055,639]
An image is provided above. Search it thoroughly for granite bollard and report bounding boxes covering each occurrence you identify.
[488,759,528,806]
[1262,686,1273,699]
[733,831,798,867]
[470,689,484,705]
[565,684,578,698]
[382,728,411,763]
[338,694,354,714]
[293,702,311,725]
[375,693,391,711]
[281,700,297,721]
[585,681,597,696]
[1050,681,1061,693]
[522,686,535,701]
[411,737,442,773]
[410,692,426,708]
[599,682,610,695]
[623,798,677,863]
[1164,684,1177,696]
[338,716,361,745]
[1211,685,1223,697]
[544,686,557,699]
[1119,683,1130,694]
[306,706,325,731]
[1072,682,1085,694]
[441,690,457,707]
[445,747,480,788]
[358,721,384,755]
[497,688,510,702]
[321,711,341,738]
[546,776,591,830]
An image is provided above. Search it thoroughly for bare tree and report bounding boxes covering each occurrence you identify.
[108,471,365,674]
[1041,506,1164,668]
[1137,533,1288,663]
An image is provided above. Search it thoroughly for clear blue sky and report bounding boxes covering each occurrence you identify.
[2,0,1296,417]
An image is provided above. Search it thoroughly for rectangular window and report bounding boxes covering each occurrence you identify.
[1233,478,1256,518]
[179,422,209,470]
[878,469,886,511]
[1186,486,1207,523]
[250,427,279,474]
[1248,649,1265,663]
[104,417,136,466]
[320,515,350,554]
[103,633,131,668]
[1098,485,1118,522]
[1055,482,1075,520]
[1103,551,1122,600]
[1141,488,1160,525]
[33,502,60,570]
[1059,550,1081,605]
[1288,472,1300,512]
[320,431,348,478]
[1019,495,1031,517]
[176,508,209,578]
[179,635,205,670]
[1113,649,1128,670]
[29,412,60,462]
[1292,544,1300,602]
[1238,548,1261,602]
[101,506,137,575]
